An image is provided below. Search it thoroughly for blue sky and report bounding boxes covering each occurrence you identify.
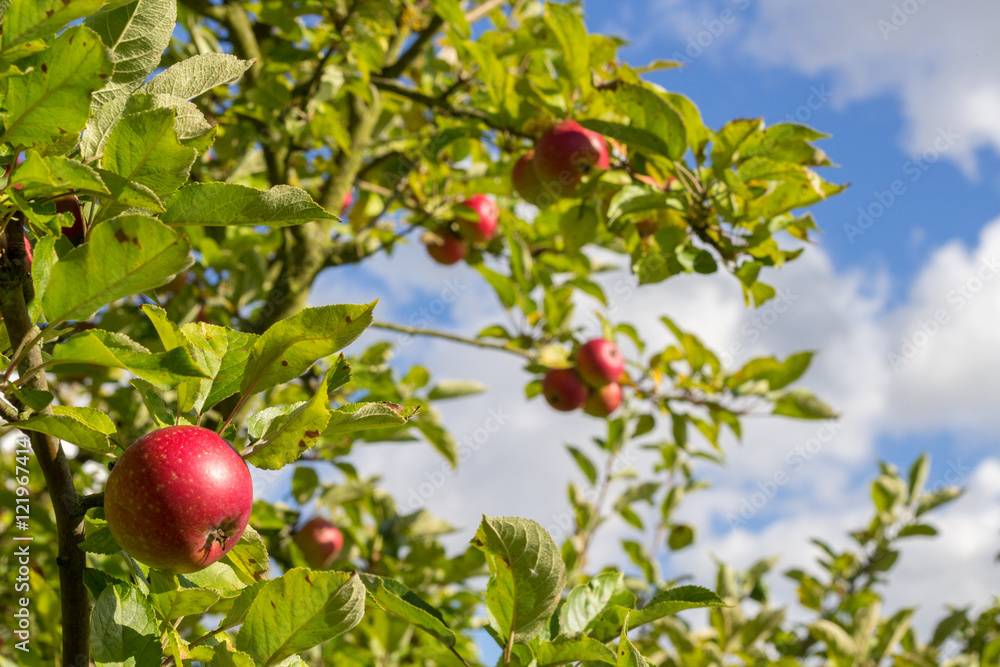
[304,0,1000,642]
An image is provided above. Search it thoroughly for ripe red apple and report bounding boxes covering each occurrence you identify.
[341,190,354,213]
[104,425,253,573]
[293,516,344,568]
[512,151,549,206]
[542,368,589,412]
[454,194,499,243]
[426,230,467,266]
[4,155,24,190]
[583,382,622,418]
[23,235,32,273]
[577,338,625,387]
[56,195,85,245]
[534,120,610,197]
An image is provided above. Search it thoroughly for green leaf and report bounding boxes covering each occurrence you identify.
[546,2,589,89]
[667,524,695,550]
[605,184,680,224]
[588,586,726,642]
[245,381,331,470]
[141,52,255,98]
[476,264,518,309]
[149,576,222,622]
[81,516,122,555]
[711,118,764,174]
[42,214,193,323]
[429,0,469,37]
[14,152,109,199]
[209,646,256,667]
[360,574,457,647]
[0,26,113,150]
[235,569,366,665]
[291,466,319,504]
[178,322,258,413]
[27,235,56,322]
[91,581,162,667]
[809,619,858,658]
[0,0,105,53]
[241,303,375,396]
[412,413,457,466]
[427,379,487,400]
[772,389,838,420]
[536,636,616,665]
[18,405,116,455]
[221,525,270,584]
[566,446,598,486]
[471,516,567,645]
[323,401,416,438]
[123,92,213,142]
[615,614,649,667]
[218,580,266,629]
[96,168,165,212]
[560,571,625,637]
[51,329,208,389]
[160,183,338,227]
[604,82,687,160]
[85,0,177,109]
[101,108,197,198]
[129,378,173,428]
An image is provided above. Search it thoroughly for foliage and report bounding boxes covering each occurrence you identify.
[0,1,991,666]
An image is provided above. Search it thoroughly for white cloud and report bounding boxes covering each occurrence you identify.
[315,212,1000,638]
[733,0,1000,175]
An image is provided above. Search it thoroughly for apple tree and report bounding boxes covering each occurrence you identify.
[0,1,994,666]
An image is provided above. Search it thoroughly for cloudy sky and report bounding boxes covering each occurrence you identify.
[289,0,1000,647]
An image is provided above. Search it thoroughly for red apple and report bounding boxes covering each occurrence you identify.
[293,516,344,568]
[23,235,32,273]
[577,338,625,387]
[341,190,354,213]
[426,230,467,266]
[635,218,659,237]
[455,194,499,243]
[4,155,24,190]
[104,425,253,573]
[56,195,85,245]
[512,151,550,206]
[534,120,610,197]
[583,382,622,418]
[542,368,589,412]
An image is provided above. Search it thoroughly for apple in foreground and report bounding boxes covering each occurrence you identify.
[584,382,623,418]
[293,516,344,568]
[577,338,625,387]
[533,120,610,197]
[104,425,253,573]
[542,368,589,412]
[426,230,467,265]
[455,194,499,242]
[56,195,85,245]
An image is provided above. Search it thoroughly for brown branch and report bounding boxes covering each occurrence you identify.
[380,15,445,79]
[369,321,534,359]
[1,218,90,666]
[372,77,531,138]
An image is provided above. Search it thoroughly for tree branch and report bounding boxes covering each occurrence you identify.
[380,15,445,79]
[372,77,531,138]
[369,321,534,359]
[0,218,90,666]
